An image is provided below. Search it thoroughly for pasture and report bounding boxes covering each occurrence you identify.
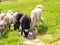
[0,0,60,45]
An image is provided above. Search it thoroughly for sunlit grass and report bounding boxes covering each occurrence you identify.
[0,0,60,45]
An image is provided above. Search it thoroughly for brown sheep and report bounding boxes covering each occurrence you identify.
[0,14,12,36]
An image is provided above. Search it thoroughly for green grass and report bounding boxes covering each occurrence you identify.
[0,26,26,45]
[0,0,60,45]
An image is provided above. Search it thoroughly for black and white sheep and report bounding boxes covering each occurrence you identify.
[12,12,23,30]
[20,14,31,37]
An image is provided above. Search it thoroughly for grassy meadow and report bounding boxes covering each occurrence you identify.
[0,0,60,45]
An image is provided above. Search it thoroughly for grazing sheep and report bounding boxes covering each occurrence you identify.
[30,5,44,28]
[30,5,44,36]
[0,16,10,36]
[20,15,31,37]
[12,12,23,30]
[0,11,13,36]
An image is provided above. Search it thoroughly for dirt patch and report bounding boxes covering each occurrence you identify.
[23,34,53,45]
[43,34,53,38]
[23,32,45,45]
[24,40,35,45]
[23,39,45,45]
[57,40,60,45]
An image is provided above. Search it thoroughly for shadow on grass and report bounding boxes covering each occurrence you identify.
[27,24,48,40]
[0,29,12,39]
[37,25,48,35]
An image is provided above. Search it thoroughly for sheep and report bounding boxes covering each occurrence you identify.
[30,5,44,28]
[30,5,44,35]
[12,12,18,24]
[12,12,23,30]
[0,11,13,36]
[0,15,11,36]
[20,14,31,37]
[6,10,13,25]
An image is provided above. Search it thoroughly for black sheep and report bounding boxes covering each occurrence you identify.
[14,12,23,30]
[20,15,31,37]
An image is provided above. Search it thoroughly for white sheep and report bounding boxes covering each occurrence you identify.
[30,5,44,28]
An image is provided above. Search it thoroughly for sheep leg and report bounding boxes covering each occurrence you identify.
[24,30,29,37]
[14,24,17,30]
[21,30,23,35]
[1,30,4,36]
[9,24,10,30]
